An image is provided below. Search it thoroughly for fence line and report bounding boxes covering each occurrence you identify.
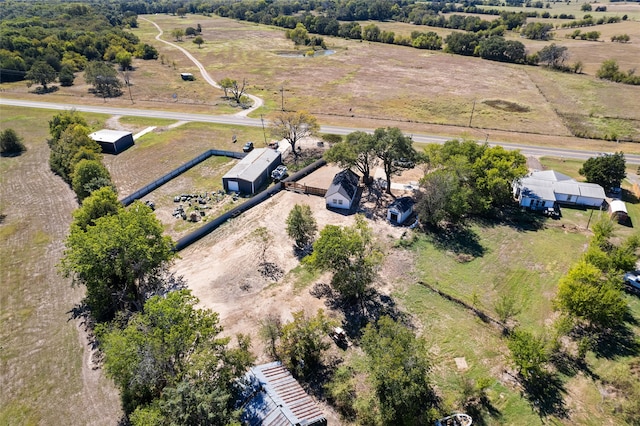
[174,159,327,251]
[120,149,245,206]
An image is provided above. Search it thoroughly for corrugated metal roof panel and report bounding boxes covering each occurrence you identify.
[89,129,133,143]
[240,362,326,426]
[578,183,606,199]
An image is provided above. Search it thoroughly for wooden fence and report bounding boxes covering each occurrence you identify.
[283,182,327,197]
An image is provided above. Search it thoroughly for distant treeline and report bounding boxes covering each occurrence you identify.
[0,1,150,83]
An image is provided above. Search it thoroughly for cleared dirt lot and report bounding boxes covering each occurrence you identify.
[172,163,417,351]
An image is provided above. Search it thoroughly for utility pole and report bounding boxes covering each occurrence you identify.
[280,85,284,111]
[260,115,267,145]
[468,99,476,128]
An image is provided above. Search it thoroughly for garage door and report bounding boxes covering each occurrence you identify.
[227,180,239,192]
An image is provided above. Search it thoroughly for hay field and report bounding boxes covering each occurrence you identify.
[130,13,640,142]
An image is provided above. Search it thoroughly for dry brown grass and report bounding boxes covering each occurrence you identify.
[0,106,121,425]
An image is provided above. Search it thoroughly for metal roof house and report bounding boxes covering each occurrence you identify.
[513,170,606,210]
[325,169,360,210]
[89,129,134,154]
[238,362,327,426]
[222,148,281,194]
[388,196,415,224]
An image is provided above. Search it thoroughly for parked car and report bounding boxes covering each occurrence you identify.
[242,141,254,152]
[271,165,288,181]
[623,272,640,291]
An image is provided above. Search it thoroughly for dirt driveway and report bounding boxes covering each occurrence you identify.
[173,164,419,352]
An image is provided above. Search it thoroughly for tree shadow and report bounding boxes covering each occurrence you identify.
[591,324,640,359]
[32,85,59,94]
[549,351,599,381]
[425,224,486,258]
[0,151,26,158]
[474,205,547,232]
[520,371,568,419]
[309,282,409,340]
[463,395,502,426]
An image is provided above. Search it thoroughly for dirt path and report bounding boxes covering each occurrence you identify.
[140,17,264,117]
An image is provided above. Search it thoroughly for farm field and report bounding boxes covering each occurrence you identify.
[0,106,121,425]
[1,11,639,145]
[2,4,640,425]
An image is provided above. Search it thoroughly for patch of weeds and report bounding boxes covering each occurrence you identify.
[483,99,530,113]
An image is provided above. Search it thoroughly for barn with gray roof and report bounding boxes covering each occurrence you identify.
[222,148,281,194]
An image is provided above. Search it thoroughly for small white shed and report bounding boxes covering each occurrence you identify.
[387,197,414,224]
[609,199,628,222]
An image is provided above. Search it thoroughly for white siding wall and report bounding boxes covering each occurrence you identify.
[326,194,350,209]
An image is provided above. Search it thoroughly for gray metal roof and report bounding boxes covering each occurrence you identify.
[518,170,605,202]
[325,169,359,200]
[89,129,133,143]
[528,170,573,182]
[223,148,280,183]
[578,183,606,199]
[521,182,556,201]
[389,196,414,213]
[554,181,581,196]
[239,362,326,426]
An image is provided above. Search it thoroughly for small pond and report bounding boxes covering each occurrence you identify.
[276,50,336,58]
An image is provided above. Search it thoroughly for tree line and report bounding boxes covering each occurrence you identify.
[0,0,157,85]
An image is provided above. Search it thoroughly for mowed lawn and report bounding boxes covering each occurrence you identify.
[393,156,640,424]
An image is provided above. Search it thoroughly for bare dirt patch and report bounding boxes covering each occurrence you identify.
[172,164,417,341]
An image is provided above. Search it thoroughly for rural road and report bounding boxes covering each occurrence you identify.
[139,17,263,117]
[2,97,640,165]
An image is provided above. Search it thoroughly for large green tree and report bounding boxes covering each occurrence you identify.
[421,140,527,217]
[507,329,548,380]
[555,260,628,330]
[277,309,334,378]
[372,127,418,194]
[472,145,528,210]
[60,202,175,321]
[71,159,114,202]
[579,152,626,189]
[270,111,319,158]
[84,61,122,98]
[49,110,88,143]
[361,316,436,426]
[324,131,378,183]
[285,203,318,251]
[71,186,121,230]
[25,60,57,91]
[100,290,253,420]
[307,215,383,303]
[49,124,102,183]
[537,43,568,68]
[416,168,471,226]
